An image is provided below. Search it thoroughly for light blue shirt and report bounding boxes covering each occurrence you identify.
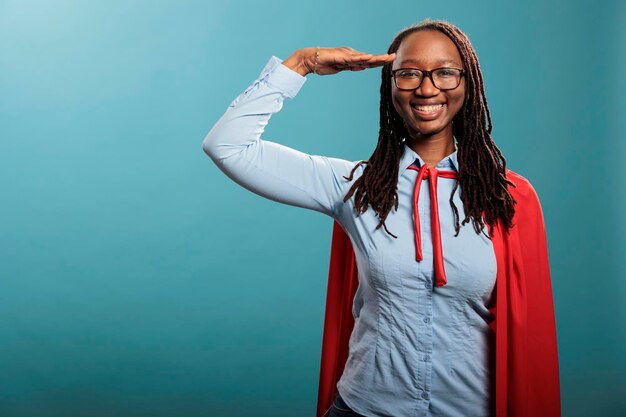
[203,55,497,417]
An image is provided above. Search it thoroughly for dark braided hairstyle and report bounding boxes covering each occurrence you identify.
[342,18,517,239]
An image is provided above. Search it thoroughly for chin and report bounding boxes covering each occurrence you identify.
[409,121,447,137]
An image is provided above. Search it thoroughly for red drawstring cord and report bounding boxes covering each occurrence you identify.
[407,164,458,288]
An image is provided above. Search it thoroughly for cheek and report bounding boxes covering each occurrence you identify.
[391,93,404,116]
[450,90,466,114]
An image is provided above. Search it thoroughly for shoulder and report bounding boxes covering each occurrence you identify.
[328,157,367,182]
[505,168,540,202]
[504,168,544,218]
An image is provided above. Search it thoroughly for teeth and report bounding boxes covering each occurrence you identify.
[414,104,444,112]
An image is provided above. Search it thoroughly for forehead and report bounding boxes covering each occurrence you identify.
[394,30,462,67]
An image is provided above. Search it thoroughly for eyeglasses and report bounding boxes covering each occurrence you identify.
[391,67,465,91]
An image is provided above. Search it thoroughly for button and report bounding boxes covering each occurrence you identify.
[423,316,431,323]
[421,391,429,400]
[423,281,430,289]
[424,354,431,361]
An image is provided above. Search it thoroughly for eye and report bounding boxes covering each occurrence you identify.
[398,69,421,78]
[436,68,460,77]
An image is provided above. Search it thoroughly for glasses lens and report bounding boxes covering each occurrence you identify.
[395,69,422,90]
[432,68,461,89]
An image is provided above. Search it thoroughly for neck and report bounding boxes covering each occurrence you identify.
[406,132,456,168]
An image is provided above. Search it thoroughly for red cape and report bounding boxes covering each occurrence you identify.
[316,169,561,417]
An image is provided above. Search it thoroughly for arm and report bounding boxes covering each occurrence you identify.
[201,53,356,219]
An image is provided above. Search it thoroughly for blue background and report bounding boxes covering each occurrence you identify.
[1,0,624,416]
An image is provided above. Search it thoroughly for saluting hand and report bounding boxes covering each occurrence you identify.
[283,46,396,76]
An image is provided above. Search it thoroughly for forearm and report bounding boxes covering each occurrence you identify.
[201,55,351,218]
[202,55,305,162]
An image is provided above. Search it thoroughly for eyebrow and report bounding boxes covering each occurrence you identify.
[400,58,459,66]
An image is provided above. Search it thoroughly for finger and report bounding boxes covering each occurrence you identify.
[351,53,374,60]
[353,52,382,58]
[356,53,393,62]
[344,53,390,68]
[335,52,395,71]
[345,52,373,61]
[370,53,396,61]
[364,54,396,65]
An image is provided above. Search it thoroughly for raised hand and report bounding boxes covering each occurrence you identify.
[283,46,396,76]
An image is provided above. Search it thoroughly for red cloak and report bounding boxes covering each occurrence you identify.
[315,169,561,417]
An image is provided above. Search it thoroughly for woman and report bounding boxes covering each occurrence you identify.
[203,19,560,417]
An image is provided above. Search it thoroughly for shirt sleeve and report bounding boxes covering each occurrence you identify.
[202,55,357,219]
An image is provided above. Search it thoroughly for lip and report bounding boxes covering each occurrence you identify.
[412,101,446,106]
[411,103,446,120]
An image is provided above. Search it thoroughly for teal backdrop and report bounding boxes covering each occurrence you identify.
[1,0,624,416]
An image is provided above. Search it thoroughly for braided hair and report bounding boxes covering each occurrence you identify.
[342,18,517,239]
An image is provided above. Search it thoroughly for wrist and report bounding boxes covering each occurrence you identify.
[283,49,312,76]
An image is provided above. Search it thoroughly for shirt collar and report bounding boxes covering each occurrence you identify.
[398,140,459,180]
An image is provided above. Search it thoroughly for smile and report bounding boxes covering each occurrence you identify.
[412,103,446,119]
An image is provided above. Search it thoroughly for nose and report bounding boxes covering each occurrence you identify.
[415,73,439,97]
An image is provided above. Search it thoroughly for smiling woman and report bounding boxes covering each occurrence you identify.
[391,30,467,150]
[202,18,561,417]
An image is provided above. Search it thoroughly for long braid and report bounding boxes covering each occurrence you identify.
[343,19,516,239]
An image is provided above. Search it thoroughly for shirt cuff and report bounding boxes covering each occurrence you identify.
[260,55,307,99]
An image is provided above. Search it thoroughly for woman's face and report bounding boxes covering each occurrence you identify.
[391,30,466,141]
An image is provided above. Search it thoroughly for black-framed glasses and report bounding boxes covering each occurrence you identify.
[391,67,465,91]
